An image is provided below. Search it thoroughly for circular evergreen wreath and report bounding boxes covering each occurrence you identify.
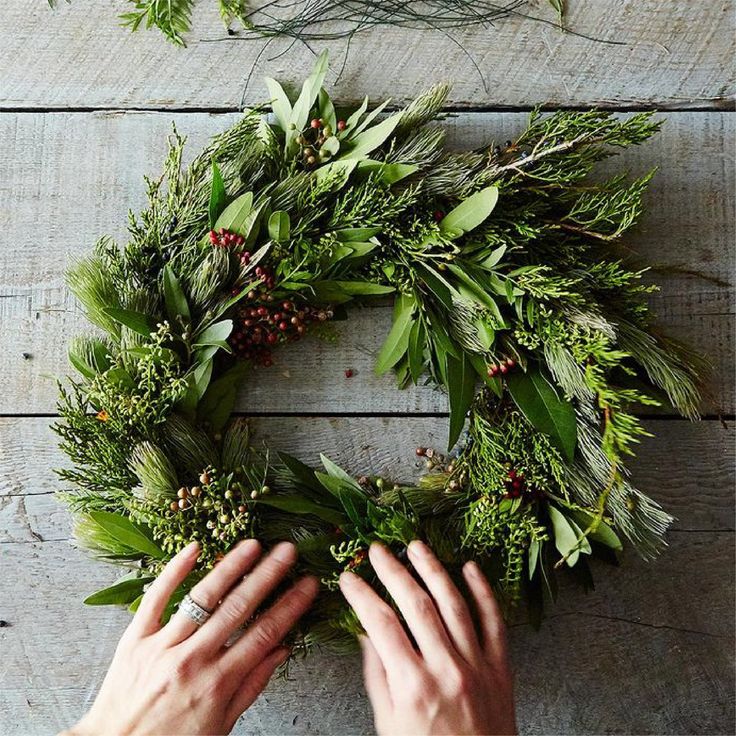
[57,51,703,650]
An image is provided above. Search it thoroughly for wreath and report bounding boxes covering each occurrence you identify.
[56,51,703,650]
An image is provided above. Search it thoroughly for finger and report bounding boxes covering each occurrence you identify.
[339,570,419,676]
[132,541,200,637]
[197,541,299,651]
[368,542,455,667]
[162,539,262,646]
[463,561,510,671]
[222,575,319,675]
[360,636,392,717]
[224,645,290,729]
[407,540,481,665]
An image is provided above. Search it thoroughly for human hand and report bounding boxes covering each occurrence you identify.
[339,541,516,736]
[64,539,318,736]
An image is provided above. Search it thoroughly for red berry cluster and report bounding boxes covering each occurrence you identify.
[230,299,331,367]
[504,468,526,498]
[210,228,245,249]
[487,357,517,378]
[210,228,260,277]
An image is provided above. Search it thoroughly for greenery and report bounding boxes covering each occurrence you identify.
[49,0,572,47]
[56,51,702,654]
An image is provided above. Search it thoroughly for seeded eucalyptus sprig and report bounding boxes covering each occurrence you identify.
[56,52,702,652]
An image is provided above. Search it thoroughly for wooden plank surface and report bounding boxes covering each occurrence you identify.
[1,5,734,732]
[1,1,733,110]
[1,416,733,735]
[0,111,733,415]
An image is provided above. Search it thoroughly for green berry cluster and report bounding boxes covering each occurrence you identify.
[130,466,267,567]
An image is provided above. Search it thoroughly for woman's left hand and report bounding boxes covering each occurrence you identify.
[63,539,318,735]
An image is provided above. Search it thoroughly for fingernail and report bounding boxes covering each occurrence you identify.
[296,575,319,593]
[339,570,357,586]
[465,560,482,577]
[238,538,260,553]
[271,541,297,562]
[183,541,199,556]
[408,539,429,557]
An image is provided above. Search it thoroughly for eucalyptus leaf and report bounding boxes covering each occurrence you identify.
[440,187,499,238]
[254,495,346,527]
[317,87,337,132]
[193,319,233,349]
[320,454,365,491]
[480,245,507,270]
[192,359,214,401]
[268,210,290,242]
[570,510,623,551]
[355,160,418,184]
[84,576,154,606]
[197,362,249,431]
[214,191,253,234]
[417,263,457,309]
[335,227,381,242]
[343,95,369,135]
[334,281,394,296]
[288,49,330,149]
[475,319,496,350]
[321,136,340,157]
[350,99,390,137]
[529,538,541,580]
[208,161,227,229]
[88,511,164,558]
[103,308,157,337]
[264,77,292,131]
[506,367,577,462]
[445,351,476,450]
[162,265,190,323]
[548,505,580,567]
[408,318,426,383]
[342,113,402,160]
[374,294,415,375]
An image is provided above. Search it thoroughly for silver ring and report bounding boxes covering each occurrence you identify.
[178,593,212,626]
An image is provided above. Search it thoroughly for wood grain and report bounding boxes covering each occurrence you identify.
[0,1,733,110]
[0,111,732,414]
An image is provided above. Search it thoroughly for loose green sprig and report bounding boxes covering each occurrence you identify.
[50,1,573,47]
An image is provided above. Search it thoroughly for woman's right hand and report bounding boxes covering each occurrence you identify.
[340,540,517,736]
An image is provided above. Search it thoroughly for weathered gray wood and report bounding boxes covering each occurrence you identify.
[1,416,733,537]
[0,111,733,414]
[1,1,733,110]
[1,532,733,735]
